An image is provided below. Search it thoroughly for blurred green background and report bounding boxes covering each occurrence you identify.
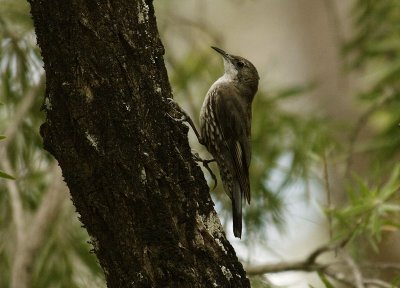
[1,0,399,287]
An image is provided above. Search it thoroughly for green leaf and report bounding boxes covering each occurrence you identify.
[381,203,400,212]
[0,135,6,140]
[317,271,335,288]
[380,164,400,200]
[0,170,16,180]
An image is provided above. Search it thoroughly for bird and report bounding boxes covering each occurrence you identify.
[199,46,259,238]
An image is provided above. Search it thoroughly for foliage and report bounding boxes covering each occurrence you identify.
[0,136,15,180]
[334,0,400,242]
[249,275,272,288]
[333,165,400,251]
[0,169,15,180]
[345,0,400,165]
[1,0,399,287]
[317,272,334,288]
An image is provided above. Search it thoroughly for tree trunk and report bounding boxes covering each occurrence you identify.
[27,0,249,287]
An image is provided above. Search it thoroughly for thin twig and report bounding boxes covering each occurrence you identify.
[324,269,392,288]
[362,262,400,271]
[10,165,66,288]
[345,92,394,178]
[324,268,355,287]
[363,279,393,288]
[322,151,333,242]
[342,250,365,288]
[246,260,325,275]
[2,75,45,151]
[245,238,349,275]
[245,233,391,288]
[3,159,25,244]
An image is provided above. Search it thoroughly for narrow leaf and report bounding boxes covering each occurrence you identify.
[0,170,16,180]
[317,271,335,288]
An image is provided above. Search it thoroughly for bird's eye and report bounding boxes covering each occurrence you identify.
[237,61,245,68]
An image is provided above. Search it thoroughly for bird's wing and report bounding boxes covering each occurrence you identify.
[214,85,251,204]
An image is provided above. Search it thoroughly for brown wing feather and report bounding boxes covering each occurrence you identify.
[214,84,251,204]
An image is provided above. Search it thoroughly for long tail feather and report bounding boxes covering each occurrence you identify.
[232,181,242,238]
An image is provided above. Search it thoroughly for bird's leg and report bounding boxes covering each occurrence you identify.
[166,98,202,143]
[167,98,217,189]
[192,152,217,190]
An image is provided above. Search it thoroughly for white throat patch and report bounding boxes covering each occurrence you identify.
[222,58,238,81]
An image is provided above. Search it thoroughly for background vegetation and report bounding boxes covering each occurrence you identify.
[0,0,399,287]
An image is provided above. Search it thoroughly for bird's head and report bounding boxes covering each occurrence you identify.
[211,46,259,88]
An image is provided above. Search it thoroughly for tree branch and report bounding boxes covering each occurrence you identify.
[245,237,395,288]
[362,262,400,271]
[324,269,394,288]
[245,239,348,275]
[10,164,66,288]
[2,76,45,151]
[322,151,333,241]
[363,279,393,288]
[342,250,365,288]
[3,158,25,246]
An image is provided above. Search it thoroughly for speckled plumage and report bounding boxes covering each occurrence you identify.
[200,47,259,238]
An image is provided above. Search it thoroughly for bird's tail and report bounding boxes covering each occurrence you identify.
[232,180,242,238]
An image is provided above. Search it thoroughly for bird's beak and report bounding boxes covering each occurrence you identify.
[211,46,232,61]
[211,46,238,76]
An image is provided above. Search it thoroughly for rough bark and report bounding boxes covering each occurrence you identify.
[28,0,249,287]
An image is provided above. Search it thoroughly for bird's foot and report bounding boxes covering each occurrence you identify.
[166,98,188,122]
[192,152,217,190]
[166,98,202,142]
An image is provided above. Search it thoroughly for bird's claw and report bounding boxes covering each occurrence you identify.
[166,112,187,123]
[166,98,190,121]
[193,152,217,190]
[166,98,202,141]
[166,100,215,188]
